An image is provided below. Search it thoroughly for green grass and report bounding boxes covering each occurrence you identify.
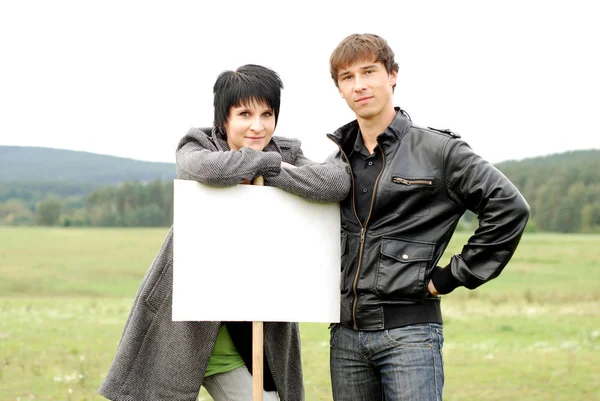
[0,227,599,400]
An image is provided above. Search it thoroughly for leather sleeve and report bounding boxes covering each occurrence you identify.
[433,139,530,292]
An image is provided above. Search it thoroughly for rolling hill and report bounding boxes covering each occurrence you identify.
[0,146,175,184]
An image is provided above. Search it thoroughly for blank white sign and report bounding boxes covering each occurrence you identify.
[172,179,341,323]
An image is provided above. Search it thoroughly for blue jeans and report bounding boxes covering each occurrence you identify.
[330,323,444,401]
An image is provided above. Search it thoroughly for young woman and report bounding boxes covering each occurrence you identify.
[99,64,350,401]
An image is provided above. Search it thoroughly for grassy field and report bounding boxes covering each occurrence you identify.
[0,227,599,400]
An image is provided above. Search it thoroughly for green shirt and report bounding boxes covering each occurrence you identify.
[204,324,246,377]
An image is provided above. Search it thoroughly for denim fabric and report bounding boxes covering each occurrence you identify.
[330,323,444,401]
[202,366,279,401]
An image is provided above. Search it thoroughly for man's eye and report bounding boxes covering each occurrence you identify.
[364,70,374,75]
[342,75,352,81]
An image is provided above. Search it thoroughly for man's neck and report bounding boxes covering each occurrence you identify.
[357,106,397,154]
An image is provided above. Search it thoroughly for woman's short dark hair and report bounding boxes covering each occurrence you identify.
[213,64,284,133]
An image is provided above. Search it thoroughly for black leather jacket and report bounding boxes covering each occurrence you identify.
[327,109,530,330]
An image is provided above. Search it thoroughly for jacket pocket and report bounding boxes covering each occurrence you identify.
[340,233,348,270]
[392,177,434,186]
[340,233,352,295]
[142,258,173,313]
[390,176,435,217]
[374,238,434,302]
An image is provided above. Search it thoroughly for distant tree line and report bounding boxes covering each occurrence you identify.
[0,150,598,232]
[85,180,173,227]
[0,180,173,227]
[496,149,599,233]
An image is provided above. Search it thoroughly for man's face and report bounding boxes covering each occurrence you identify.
[224,99,275,152]
[336,59,397,120]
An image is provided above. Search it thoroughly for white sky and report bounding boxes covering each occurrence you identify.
[0,0,598,164]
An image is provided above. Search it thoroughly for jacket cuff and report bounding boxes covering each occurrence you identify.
[431,265,461,295]
[260,151,283,177]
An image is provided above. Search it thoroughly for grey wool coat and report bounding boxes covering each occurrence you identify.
[99,127,350,401]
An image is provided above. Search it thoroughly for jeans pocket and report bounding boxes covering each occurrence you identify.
[383,324,435,348]
[434,324,444,365]
[329,323,341,349]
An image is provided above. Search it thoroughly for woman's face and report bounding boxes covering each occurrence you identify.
[224,99,275,152]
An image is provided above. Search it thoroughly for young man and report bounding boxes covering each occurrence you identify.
[326,34,530,401]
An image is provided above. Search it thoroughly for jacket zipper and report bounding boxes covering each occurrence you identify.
[327,135,386,330]
[351,144,386,330]
[392,177,432,186]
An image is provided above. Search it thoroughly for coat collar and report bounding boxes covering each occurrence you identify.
[327,107,412,155]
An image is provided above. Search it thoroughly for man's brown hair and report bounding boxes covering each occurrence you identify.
[329,33,399,88]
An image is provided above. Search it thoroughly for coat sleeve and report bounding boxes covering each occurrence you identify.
[175,130,282,186]
[264,148,351,202]
[431,139,530,294]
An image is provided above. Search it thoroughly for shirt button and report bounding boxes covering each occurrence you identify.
[362,188,368,193]
[368,161,373,166]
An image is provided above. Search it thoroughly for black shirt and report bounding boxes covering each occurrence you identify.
[348,130,384,225]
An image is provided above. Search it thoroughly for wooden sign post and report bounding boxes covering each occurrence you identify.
[251,175,264,401]
[252,320,264,401]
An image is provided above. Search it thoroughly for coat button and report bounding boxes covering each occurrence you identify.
[402,254,409,260]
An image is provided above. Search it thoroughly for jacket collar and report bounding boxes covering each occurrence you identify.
[327,107,412,155]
